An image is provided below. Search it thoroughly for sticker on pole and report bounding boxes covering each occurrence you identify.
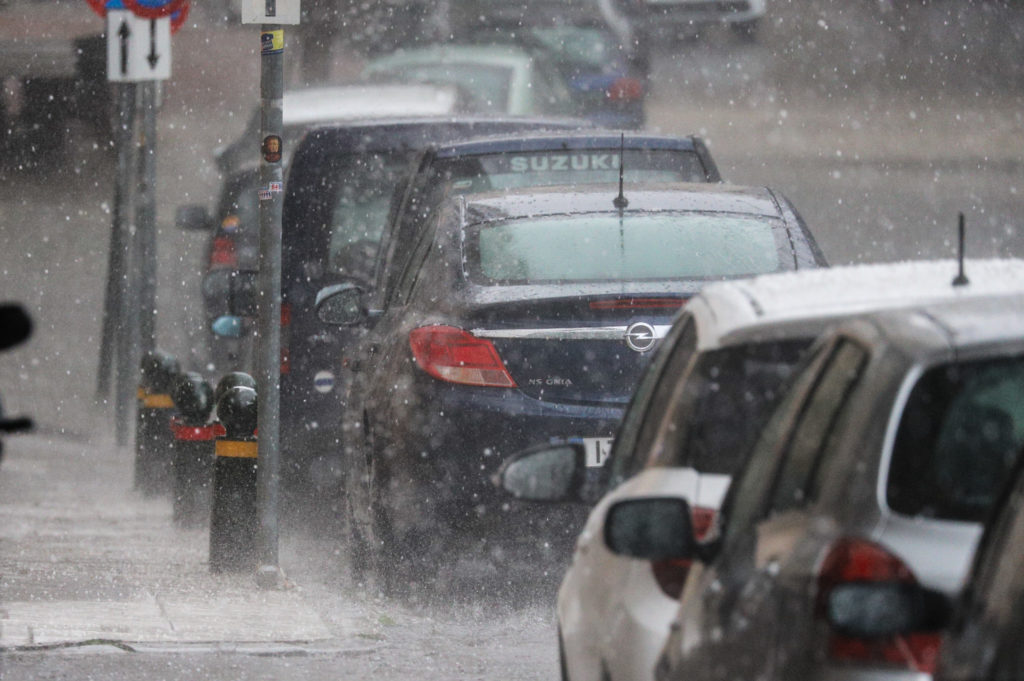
[260,30,284,55]
[242,0,301,24]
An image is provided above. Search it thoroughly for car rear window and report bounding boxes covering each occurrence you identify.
[439,148,707,193]
[650,340,810,474]
[887,356,1024,522]
[467,212,786,284]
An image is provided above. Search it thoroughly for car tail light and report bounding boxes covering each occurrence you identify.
[409,325,516,388]
[816,538,941,674]
[650,506,715,599]
[280,303,291,375]
[607,77,644,101]
[209,236,237,267]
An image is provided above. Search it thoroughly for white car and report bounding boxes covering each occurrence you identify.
[497,258,1024,681]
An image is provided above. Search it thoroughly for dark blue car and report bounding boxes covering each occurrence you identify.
[318,182,826,591]
[281,127,720,503]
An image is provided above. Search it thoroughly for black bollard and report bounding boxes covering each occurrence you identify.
[209,383,259,573]
[135,350,180,495]
[170,372,219,528]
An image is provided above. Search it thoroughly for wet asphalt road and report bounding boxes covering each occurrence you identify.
[0,1,1023,678]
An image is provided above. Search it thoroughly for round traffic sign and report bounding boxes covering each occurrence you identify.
[123,0,188,19]
[170,2,190,34]
[86,0,120,17]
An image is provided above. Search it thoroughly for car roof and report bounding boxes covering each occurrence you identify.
[870,292,1024,350]
[365,44,538,69]
[281,84,462,125]
[431,132,698,157]
[461,182,779,222]
[691,258,1024,349]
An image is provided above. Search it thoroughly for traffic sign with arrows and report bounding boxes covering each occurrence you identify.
[106,10,172,82]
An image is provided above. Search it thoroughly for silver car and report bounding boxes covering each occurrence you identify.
[618,291,1024,681]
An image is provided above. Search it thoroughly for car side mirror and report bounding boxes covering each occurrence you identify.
[211,315,244,338]
[826,582,952,639]
[494,442,585,502]
[315,283,366,326]
[202,269,258,318]
[175,204,212,231]
[604,497,699,561]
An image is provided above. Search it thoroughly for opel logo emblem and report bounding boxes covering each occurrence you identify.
[625,322,657,353]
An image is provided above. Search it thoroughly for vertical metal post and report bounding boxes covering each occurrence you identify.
[113,81,138,446]
[255,21,284,587]
[137,81,159,356]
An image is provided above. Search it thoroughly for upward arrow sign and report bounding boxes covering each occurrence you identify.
[118,20,131,76]
[147,19,160,68]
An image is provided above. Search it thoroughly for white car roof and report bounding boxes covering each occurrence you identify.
[690,258,1024,349]
[282,84,461,125]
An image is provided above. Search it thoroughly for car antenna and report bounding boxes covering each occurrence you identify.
[613,132,629,210]
[952,212,969,287]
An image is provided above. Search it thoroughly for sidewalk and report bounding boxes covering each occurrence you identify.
[0,433,338,650]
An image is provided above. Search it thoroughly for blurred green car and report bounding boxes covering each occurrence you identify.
[363,44,577,118]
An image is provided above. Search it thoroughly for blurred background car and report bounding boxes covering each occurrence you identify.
[649,289,1024,681]
[445,0,651,128]
[362,44,577,118]
[327,181,824,593]
[497,258,1024,681]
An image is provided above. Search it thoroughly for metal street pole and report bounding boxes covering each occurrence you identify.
[112,81,139,446]
[137,80,159,356]
[255,20,284,588]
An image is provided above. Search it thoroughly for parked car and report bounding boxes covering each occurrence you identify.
[937,454,1024,681]
[277,116,588,502]
[213,83,466,173]
[320,181,825,592]
[646,289,1024,681]
[496,258,1024,681]
[447,0,650,128]
[363,44,577,118]
[177,83,469,371]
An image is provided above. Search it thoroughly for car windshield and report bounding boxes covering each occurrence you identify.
[438,148,707,193]
[888,355,1024,522]
[468,212,785,283]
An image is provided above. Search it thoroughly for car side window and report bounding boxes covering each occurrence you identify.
[390,209,445,307]
[717,341,832,544]
[769,339,867,513]
[606,314,697,489]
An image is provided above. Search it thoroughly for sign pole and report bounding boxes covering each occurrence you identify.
[255,16,285,589]
[113,80,139,446]
[137,80,158,357]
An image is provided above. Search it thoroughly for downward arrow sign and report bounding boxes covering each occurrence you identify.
[147,19,160,69]
[118,20,131,76]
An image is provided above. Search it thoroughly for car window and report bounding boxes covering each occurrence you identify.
[606,314,697,489]
[436,149,708,193]
[648,339,810,475]
[887,355,1024,522]
[465,213,788,284]
[391,209,446,307]
[769,339,867,513]
[717,340,832,544]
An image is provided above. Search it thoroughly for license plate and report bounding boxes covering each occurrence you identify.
[581,437,613,468]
